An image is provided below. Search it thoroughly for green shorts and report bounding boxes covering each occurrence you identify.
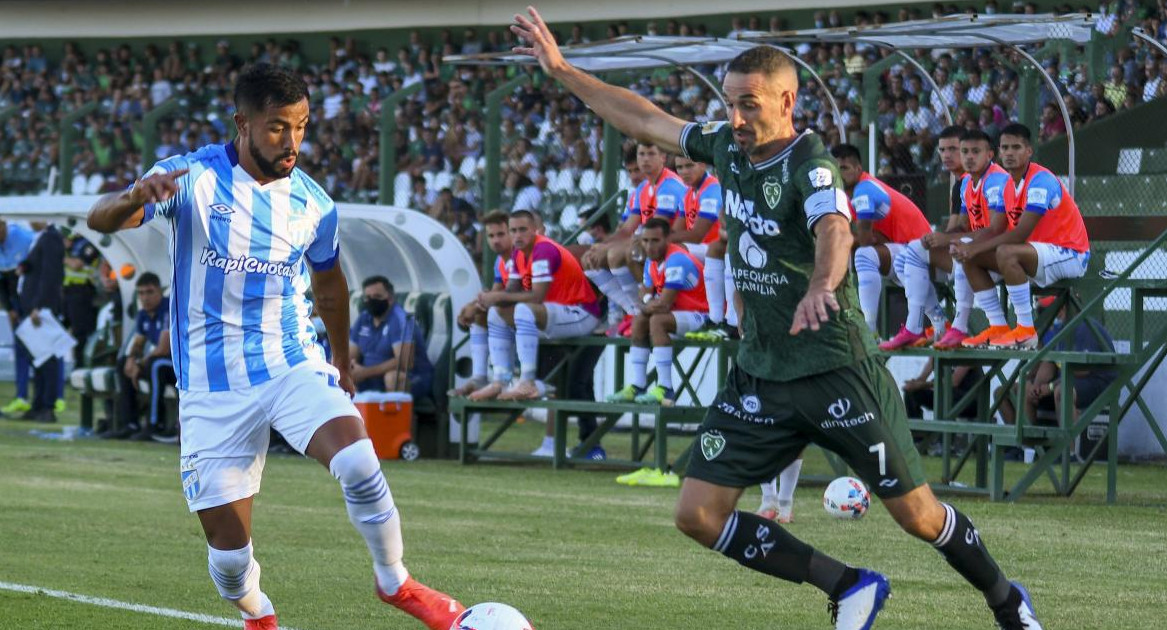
[685,357,927,499]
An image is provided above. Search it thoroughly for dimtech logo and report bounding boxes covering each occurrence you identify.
[828,398,852,419]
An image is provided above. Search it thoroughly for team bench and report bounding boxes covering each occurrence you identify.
[882,220,1167,502]
[448,336,738,471]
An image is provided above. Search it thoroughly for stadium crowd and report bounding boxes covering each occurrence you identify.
[1,1,1165,238]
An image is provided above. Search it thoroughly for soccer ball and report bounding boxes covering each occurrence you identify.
[450,602,534,630]
[823,476,870,520]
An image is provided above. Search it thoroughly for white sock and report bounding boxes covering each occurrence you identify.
[207,542,276,620]
[974,289,1008,327]
[469,323,488,381]
[1007,283,1034,328]
[703,257,726,324]
[760,478,779,505]
[329,440,409,596]
[590,268,636,315]
[952,261,974,332]
[629,345,649,389]
[612,267,641,314]
[513,303,540,380]
[652,346,674,390]
[902,241,933,334]
[486,308,514,382]
[777,458,803,504]
[540,435,555,450]
[923,284,947,332]
[854,246,883,333]
[724,260,739,327]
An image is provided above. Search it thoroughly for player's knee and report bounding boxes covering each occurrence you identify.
[854,246,880,274]
[907,238,930,263]
[513,302,536,326]
[328,438,381,487]
[995,246,1019,267]
[207,543,260,602]
[486,305,508,328]
[673,502,727,547]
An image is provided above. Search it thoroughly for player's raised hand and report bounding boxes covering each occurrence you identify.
[512,6,566,75]
[790,287,840,335]
[130,168,189,206]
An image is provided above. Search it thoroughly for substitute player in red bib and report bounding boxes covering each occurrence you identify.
[830,144,931,337]
[952,123,1089,348]
[470,210,601,404]
[450,211,514,397]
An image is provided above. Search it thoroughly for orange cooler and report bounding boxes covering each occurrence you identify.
[353,392,419,461]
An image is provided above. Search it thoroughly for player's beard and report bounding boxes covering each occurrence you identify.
[249,133,297,179]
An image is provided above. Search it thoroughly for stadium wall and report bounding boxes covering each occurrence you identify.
[1037,97,1167,176]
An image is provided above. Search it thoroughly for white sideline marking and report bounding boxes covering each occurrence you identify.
[0,581,312,629]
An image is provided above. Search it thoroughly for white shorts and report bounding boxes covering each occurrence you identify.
[684,242,708,262]
[1030,243,1090,287]
[541,303,601,340]
[670,310,708,337]
[178,360,360,512]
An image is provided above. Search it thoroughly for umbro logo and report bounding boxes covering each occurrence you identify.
[209,203,234,222]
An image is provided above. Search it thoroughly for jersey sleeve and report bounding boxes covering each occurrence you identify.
[493,256,504,284]
[529,242,561,284]
[654,178,687,219]
[662,253,700,291]
[851,180,891,221]
[680,121,727,164]
[305,196,340,271]
[797,158,851,231]
[628,181,645,218]
[139,155,192,224]
[1022,171,1063,215]
[984,172,1011,214]
[697,182,723,220]
[958,176,971,215]
[134,311,149,338]
[643,263,653,289]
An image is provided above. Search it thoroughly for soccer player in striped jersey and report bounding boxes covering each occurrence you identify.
[952,123,1090,348]
[449,211,513,397]
[829,144,932,339]
[86,63,462,630]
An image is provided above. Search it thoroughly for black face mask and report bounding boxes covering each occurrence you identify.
[364,298,390,318]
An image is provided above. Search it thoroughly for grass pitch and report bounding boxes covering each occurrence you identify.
[1,386,1165,629]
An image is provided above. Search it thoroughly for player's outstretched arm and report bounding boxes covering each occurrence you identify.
[512,6,687,154]
[87,169,188,233]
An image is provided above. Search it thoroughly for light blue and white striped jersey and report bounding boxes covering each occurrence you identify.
[139,142,339,392]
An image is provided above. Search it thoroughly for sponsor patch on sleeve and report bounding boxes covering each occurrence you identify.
[808,167,834,188]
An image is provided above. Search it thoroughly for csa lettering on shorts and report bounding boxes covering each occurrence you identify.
[700,430,727,460]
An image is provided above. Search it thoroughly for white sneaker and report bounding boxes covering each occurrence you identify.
[530,444,555,458]
[830,569,891,630]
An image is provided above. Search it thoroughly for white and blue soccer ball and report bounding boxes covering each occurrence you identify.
[823,476,870,520]
[450,602,534,630]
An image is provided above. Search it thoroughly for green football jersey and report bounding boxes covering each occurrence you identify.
[681,122,874,382]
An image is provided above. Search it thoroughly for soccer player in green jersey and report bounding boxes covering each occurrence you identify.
[512,8,1042,630]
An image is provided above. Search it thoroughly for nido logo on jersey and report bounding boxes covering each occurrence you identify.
[200,247,296,278]
[724,189,780,237]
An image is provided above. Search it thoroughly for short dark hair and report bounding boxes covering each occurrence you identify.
[999,123,1032,145]
[362,275,393,294]
[509,209,537,224]
[960,129,993,146]
[636,140,659,151]
[830,143,862,163]
[481,210,510,227]
[136,272,161,288]
[578,206,612,234]
[623,146,638,165]
[726,46,796,78]
[234,63,309,114]
[642,216,671,236]
[939,125,964,141]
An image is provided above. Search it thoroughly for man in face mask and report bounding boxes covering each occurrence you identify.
[348,276,434,399]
